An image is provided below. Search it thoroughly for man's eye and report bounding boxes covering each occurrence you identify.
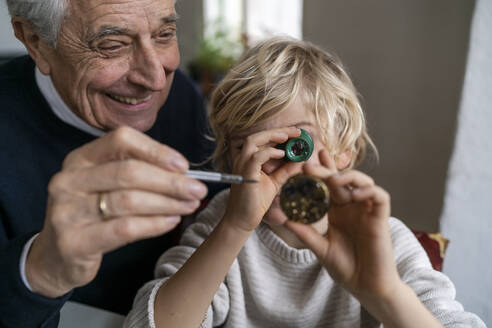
[101,45,121,51]
[98,41,127,52]
[158,29,176,41]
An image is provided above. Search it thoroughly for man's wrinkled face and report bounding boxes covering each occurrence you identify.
[44,0,180,131]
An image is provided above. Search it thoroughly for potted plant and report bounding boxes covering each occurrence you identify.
[188,23,242,99]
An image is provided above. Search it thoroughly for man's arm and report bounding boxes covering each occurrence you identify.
[24,127,207,298]
[0,223,71,327]
[0,126,208,328]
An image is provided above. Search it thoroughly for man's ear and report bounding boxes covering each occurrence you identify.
[11,18,52,75]
[335,149,352,170]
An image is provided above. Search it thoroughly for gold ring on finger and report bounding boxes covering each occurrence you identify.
[97,192,110,220]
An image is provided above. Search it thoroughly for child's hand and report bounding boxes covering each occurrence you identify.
[224,127,302,232]
[285,149,401,302]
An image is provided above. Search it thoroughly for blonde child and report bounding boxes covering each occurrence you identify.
[125,37,485,328]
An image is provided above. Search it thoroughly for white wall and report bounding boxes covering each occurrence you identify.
[0,2,26,56]
[440,0,492,325]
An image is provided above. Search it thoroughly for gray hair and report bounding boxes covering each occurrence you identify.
[6,0,69,47]
[7,0,179,48]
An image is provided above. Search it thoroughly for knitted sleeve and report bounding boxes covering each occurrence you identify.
[124,191,231,328]
[389,218,486,327]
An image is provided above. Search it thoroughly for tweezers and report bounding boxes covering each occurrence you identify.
[186,170,257,184]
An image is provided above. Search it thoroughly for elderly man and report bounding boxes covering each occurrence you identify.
[0,0,220,326]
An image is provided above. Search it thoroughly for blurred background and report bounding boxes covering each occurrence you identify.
[173,0,474,233]
[1,0,490,325]
[0,1,472,232]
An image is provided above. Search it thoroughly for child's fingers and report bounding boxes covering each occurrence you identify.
[234,127,301,173]
[233,144,283,174]
[241,127,300,155]
[327,170,374,205]
[351,185,391,218]
[329,170,374,188]
[270,161,304,190]
[244,147,285,175]
[284,220,330,259]
[303,163,336,179]
[302,149,338,177]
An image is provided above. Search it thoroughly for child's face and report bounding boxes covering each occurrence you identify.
[229,98,343,226]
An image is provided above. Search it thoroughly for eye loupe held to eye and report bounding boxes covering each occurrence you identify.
[278,130,329,224]
[277,128,314,162]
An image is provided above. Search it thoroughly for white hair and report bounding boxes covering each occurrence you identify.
[6,0,69,47]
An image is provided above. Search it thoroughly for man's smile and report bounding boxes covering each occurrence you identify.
[106,93,153,105]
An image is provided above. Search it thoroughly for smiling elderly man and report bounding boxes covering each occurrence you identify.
[0,0,220,327]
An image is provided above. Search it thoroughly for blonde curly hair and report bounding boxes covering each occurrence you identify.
[209,37,376,172]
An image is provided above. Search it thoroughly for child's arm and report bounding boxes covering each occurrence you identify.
[285,149,443,328]
[152,127,302,328]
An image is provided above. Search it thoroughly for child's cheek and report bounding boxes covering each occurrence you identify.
[306,148,322,166]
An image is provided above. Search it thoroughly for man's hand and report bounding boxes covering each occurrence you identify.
[25,127,208,298]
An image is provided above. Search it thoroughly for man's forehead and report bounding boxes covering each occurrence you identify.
[70,0,176,30]
[72,0,175,11]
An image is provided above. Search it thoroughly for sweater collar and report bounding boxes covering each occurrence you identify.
[215,190,318,264]
[35,67,105,137]
[256,222,318,264]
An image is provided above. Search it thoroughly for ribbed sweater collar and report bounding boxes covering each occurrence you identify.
[256,222,318,264]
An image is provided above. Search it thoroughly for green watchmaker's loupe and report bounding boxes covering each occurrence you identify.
[277,128,314,162]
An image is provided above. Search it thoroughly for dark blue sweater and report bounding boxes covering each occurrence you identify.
[0,56,221,327]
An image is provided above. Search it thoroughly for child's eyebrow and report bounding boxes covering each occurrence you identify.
[294,121,314,128]
[230,121,314,140]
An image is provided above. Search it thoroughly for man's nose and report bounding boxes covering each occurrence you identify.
[128,42,167,91]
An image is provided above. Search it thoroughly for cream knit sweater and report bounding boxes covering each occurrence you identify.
[124,190,485,328]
